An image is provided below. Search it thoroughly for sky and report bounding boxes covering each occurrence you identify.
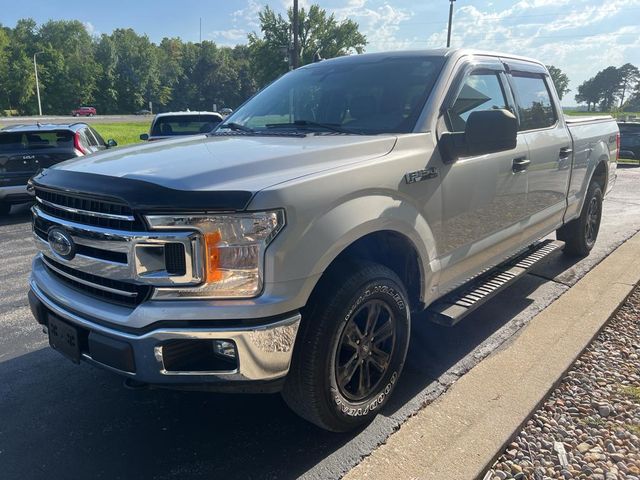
[2,0,640,105]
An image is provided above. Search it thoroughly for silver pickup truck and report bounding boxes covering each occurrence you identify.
[28,49,619,431]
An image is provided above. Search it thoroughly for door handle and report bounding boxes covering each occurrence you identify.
[559,147,573,159]
[512,157,530,173]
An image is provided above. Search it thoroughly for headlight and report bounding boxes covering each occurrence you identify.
[145,210,285,299]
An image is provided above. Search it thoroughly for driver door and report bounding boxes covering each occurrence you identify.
[436,61,530,291]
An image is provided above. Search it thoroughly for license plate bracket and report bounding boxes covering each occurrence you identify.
[48,315,81,364]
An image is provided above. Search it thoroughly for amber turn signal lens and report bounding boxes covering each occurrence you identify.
[204,231,223,282]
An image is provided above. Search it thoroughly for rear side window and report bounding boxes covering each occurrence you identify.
[448,72,508,132]
[90,127,106,145]
[510,74,557,131]
[0,131,74,152]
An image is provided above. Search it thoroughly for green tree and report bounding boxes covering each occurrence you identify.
[37,20,98,114]
[248,4,367,87]
[546,65,570,100]
[618,63,639,109]
[575,78,600,111]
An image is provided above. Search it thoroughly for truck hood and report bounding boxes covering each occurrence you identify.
[53,134,397,192]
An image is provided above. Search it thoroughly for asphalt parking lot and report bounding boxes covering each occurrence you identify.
[1,166,639,480]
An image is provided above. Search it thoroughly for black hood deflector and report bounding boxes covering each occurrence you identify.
[30,169,253,212]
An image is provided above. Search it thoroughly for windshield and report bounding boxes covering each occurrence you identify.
[0,131,74,152]
[152,115,222,136]
[222,55,446,135]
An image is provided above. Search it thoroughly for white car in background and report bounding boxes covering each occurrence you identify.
[140,111,224,141]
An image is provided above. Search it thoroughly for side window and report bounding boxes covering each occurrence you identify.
[90,127,106,146]
[83,128,98,147]
[510,74,557,131]
[448,71,508,132]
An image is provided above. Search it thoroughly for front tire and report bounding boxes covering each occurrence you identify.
[557,181,603,257]
[282,262,410,432]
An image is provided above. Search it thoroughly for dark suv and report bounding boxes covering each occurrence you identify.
[618,122,640,161]
[0,123,117,215]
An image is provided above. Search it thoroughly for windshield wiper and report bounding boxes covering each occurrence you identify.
[265,120,361,135]
[217,122,255,133]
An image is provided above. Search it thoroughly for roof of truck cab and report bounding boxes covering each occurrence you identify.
[300,48,545,69]
[0,123,88,132]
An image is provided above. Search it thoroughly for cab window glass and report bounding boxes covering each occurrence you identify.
[511,74,557,131]
[448,72,508,132]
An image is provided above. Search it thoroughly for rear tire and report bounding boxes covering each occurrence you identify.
[282,261,410,432]
[557,181,603,257]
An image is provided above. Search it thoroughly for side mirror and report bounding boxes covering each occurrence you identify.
[140,133,149,141]
[106,139,117,148]
[440,109,517,162]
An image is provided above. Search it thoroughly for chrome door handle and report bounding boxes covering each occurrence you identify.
[559,147,573,159]
[512,157,530,173]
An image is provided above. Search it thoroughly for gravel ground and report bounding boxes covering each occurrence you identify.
[486,287,640,480]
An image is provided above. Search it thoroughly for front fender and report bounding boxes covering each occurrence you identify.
[261,191,438,309]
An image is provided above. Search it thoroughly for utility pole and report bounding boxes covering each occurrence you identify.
[292,0,300,69]
[33,51,43,116]
[446,0,456,48]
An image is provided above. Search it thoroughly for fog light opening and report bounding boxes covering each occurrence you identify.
[213,340,237,361]
[161,339,238,373]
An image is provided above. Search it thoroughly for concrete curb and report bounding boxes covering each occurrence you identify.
[343,232,640,480]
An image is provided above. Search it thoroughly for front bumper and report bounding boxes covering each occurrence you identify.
[29,279,301,391]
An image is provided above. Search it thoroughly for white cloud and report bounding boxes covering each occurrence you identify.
[83,21,97,36]
[209,28,248,44]
[232,0,263,29]
[332,1,414,51]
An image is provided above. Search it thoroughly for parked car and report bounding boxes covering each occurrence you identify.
[140,111,224,141]
[135,109,152,115]
[220,107,233,116]
[0,123,117,215]
[71,106,97,117]
[28,49,618,431]
[618,122,640,160]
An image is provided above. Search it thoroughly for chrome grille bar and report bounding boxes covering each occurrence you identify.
[41,255,137,298]
[36,195,135,221]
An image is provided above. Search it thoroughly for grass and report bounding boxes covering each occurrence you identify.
[92,122,149,147]
[564,110,640,118]
[619,385,640,401]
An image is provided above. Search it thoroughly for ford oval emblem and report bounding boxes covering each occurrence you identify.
[48,227,76,260]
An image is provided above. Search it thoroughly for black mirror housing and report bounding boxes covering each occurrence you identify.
[140,133,149,141]
[107,139,117,148]
[440,109,517,162]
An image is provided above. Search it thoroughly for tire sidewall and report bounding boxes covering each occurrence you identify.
[323,275,410,427]
[582,184,603,250]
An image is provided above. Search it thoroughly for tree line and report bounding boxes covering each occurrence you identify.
[574,63,640,112]
[0,5,365,115]
[2,8,638,116]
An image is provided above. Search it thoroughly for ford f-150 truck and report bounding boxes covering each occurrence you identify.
[28,49,619,432]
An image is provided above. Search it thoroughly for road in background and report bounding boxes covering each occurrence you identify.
[1,167,639,480]
[0,115,153,126]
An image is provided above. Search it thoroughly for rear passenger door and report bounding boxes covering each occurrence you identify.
[505,63,572,242]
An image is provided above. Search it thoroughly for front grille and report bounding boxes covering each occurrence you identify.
[34,216,128,264]
[34,187,145,231]
[42,257,151,307]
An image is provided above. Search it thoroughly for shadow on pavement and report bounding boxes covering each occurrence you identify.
[0,256,578,480]
[0,202,33,226]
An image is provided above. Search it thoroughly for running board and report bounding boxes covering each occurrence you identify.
[425,240,563,327]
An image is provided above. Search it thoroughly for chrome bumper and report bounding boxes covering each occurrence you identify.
[29,279,301,386]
